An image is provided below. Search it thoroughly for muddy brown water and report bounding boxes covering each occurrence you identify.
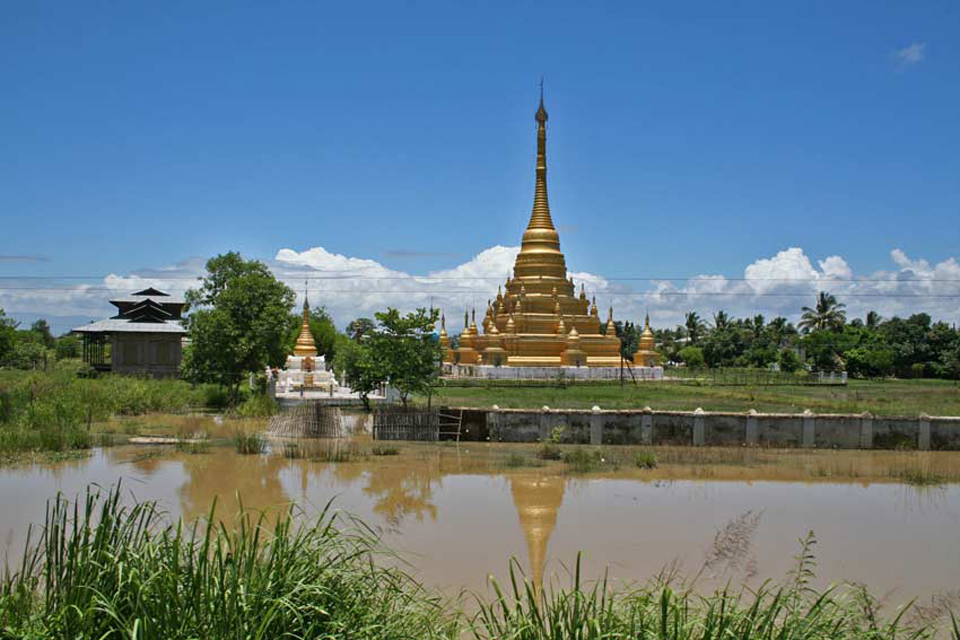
[2,432,960,608]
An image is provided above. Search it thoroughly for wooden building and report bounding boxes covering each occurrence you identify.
[72,287,186,378]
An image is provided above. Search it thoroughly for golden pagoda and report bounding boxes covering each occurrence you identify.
[633,313,660,367]
[293,297,318,357]
[456,92,622,367]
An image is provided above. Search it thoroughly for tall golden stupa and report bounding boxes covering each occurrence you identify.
[453,93,622,367]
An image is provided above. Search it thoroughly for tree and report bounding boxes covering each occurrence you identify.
[679,346,705,368]
[684,312,706,345]
[55,335,81,360]
[346,317,377,343]
[712,310,730,330]
[0,309,17,364]
[334,336,382,410]
[368,308,442,407]
[799,292,846,333]
[182,252,295,403]
[614,321,639,359]
[30,319,55,349]
[778,348,801,373]
[865,310,883,329]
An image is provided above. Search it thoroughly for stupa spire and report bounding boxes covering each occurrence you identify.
[528,79,554,232]
[293,286,318,357]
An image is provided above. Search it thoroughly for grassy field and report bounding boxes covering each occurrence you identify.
[2,485,956,639]
[430,378,960,416]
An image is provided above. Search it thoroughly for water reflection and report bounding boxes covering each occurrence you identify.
[509,473,565,586]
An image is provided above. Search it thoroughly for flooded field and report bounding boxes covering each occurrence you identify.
[2,419,960,608]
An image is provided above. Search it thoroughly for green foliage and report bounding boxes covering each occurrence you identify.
[778,348,801,373]
[679,345,705,368]
[182,252,296,402]
[0,308,17,363]
[561,447,618,473]
[634,450,658,469]
[0,486,450,639]
[0,371,216,455]
[537,443,563,460]
[799,291,847,333]
[54,335,81,360]
[334,335,382,409]
[233,392,278,418]
[371,445,399,456]
[368,307,443,406]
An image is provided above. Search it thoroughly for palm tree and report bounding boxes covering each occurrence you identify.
[865,310,882,329]
[799,292,846,333]
[684,312,706,344]
[767,316,796,347]
[712,310,730,330]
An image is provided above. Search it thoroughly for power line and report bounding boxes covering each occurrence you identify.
[1,274,960,283]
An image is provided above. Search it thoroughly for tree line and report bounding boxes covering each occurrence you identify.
[4,255,958,389]
[613,292,960,379]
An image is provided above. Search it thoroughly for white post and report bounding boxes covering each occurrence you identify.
[860,412,873,449]
[802,409,815,448]
[693,408,705,446]
[641,406,653,445]
[590,405,603,445]
[919,415,931,451]
[746,409,758,446]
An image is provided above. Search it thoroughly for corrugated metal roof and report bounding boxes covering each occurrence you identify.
[72,319,187,334]
[110,295,186,305]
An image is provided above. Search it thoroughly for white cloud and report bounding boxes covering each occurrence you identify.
[893,42,925,71]
[2,246,958,333]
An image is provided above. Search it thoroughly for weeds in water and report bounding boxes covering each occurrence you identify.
[537,443,563,460]
[502,452,545,469]
[371,445,400,456]
[634,450,658,469]
[97,432,115,448]
[177,438,211,454]
[893,467,945,486]
[561,447,619,473]
[233,430,266,455]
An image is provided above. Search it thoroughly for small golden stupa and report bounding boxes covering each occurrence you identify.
[633,313,660,367]
[293,297,318,357]
[452,91,622,367]
[274,293,338,392]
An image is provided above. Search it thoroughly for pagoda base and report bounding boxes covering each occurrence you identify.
[448,364,663,381]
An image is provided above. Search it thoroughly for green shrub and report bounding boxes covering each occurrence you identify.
[561,447,617,473]
[233,431,265,455]
[537,443,563,460]
[371,445,399,456]
[634,450,658,469]
[234,392,278,418]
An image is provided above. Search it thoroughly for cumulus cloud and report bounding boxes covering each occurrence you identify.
[2,246,958,333]
[892,42,925,71]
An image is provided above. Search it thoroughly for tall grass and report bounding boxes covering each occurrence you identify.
[471,548,958,640]
[233,430,266,455]
[0,369,220,456]
[0,485,451,639]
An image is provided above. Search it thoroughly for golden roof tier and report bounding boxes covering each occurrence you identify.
[455,92,622,368]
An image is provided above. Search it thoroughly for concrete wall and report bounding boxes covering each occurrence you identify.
[463,407,960,450]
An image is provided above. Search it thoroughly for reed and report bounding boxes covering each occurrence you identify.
[233,430,266,455]
[0,485,450,639]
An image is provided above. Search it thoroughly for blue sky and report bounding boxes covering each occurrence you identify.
[1,2,958,331]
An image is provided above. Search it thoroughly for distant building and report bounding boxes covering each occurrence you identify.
[72,287,186,377]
